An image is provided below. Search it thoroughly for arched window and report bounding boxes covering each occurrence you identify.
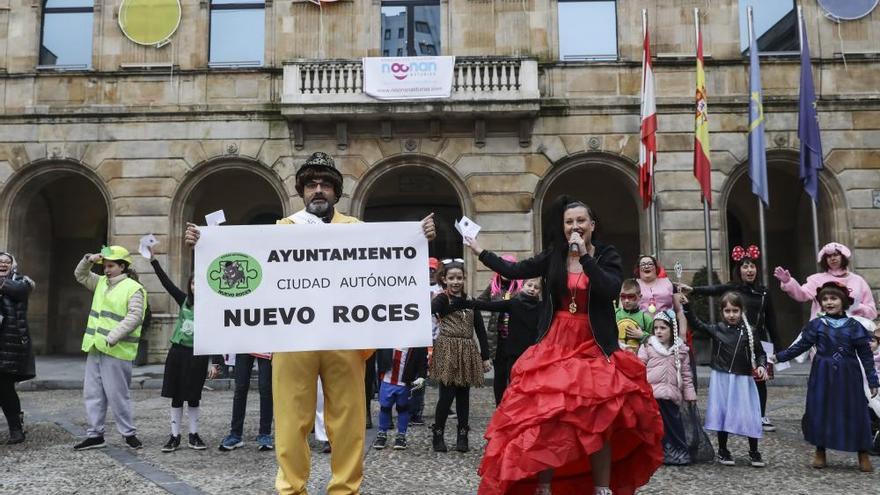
[209,0,266,67]
[39,0,94,69]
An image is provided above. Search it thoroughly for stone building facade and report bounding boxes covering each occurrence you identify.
[0,0,877,362]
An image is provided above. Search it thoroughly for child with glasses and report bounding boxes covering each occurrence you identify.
[430,258,491,453]
[616,279,653,353]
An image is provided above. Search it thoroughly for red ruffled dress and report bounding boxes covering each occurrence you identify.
[478,272,664,495]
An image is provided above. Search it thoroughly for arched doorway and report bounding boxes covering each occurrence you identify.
[173,163,288,274]
[535,154,645,274]
[353,161,466,261]
[723,156,839,346]
[2,163,110,354]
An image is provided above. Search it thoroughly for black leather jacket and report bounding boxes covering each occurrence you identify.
[478,241,623,358]
[0,273,35,381]
[684,304,767,376]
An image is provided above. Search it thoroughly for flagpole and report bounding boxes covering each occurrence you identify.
[643,9,659,256]
[797,5,822,262]
[694,7,716,323]
[747,7,769,288]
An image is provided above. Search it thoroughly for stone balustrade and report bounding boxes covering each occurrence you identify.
[281,57,540,119]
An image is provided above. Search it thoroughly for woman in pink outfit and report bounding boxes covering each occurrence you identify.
[774,242,877,320]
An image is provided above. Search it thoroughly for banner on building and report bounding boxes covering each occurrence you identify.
[193,222,432,354]
[363,56,455,100]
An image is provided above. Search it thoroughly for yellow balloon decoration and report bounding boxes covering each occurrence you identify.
[118,0,182,47]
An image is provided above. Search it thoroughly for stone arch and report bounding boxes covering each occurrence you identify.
[718,148,848,344]
[533,151,648,272]
[350,154,473,284]
[0,159,112,354]
[169,157,290,282]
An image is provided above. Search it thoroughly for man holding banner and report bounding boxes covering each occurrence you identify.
[186,152,435,495]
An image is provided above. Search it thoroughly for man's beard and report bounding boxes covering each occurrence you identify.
[306,199,332,217]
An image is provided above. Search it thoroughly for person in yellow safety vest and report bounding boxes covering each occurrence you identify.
[186,152,436,495]
[72,245,148,451]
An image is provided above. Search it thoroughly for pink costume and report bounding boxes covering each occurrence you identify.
[637,277,675,314]
[779,243,877,320]
[638,338,697,403]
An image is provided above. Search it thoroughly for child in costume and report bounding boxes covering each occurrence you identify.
[683,291,768,467]
[73,246,147,451]
[770,281,879,472]
[430,258,491,453]
[617,278,653,352]
[468,277,541,404]
[372,346,428,450]
[150,247,221,452]
[638,309,696,465]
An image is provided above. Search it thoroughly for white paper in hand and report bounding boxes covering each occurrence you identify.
[762,341,790,371]
[205,210,226,226]
[454,215,481,240]
[138,234,158,259]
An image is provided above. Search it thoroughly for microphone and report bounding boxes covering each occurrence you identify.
[569,229,583,253]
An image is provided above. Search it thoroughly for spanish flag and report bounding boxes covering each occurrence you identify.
[693,25,711,206]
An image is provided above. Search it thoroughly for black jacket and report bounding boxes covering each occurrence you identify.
[376,347,428,386]
[478,241,623,358]
[0,274,35,381]
[684,304,767,376]
[469,293,540,358]
[691,282,778,346]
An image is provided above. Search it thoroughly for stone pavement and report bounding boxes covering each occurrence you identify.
[2,383,878,494]
[18,355,812,391]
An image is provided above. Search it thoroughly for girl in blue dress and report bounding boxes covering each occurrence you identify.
[771,281,879,472]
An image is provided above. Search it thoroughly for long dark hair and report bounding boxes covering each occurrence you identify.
[732,257,761,286]
[543,195,598,307]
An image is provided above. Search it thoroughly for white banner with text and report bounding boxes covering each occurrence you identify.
[193,222,432,354]
[363,56,455,100]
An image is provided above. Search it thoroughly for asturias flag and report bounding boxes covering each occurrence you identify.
[798,16,823,203]
[639,20,658,210]
[694,26,711,206]
[747,13,769,207]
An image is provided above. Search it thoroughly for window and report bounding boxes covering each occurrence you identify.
[381,1,441,57]
[209,0,265,66]
[738,0,798,55]
[557,0,617,61]
[40,0,94,68]
[384,29,391,40]
[383,50,390,56]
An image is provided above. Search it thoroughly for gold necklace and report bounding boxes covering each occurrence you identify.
[569,272,584,314]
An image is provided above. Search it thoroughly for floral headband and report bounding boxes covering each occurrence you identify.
[731,245,760,262]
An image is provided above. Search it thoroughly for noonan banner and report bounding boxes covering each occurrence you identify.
[363,56,455,100]
[193,222,432,355]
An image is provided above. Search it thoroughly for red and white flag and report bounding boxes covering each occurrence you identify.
[639,19,658,210]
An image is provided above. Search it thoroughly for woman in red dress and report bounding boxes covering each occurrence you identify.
[466,197,663,495]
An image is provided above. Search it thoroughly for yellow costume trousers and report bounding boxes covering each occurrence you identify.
[274,350,366,495]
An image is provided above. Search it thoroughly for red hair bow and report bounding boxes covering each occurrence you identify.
[731,245,760,262]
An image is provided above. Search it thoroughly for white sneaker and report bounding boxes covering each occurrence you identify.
[762,417,776,432]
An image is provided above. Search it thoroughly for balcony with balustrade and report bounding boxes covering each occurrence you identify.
[281,57,540,121]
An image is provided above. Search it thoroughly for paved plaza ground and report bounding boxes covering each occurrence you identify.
[1,383,878,494]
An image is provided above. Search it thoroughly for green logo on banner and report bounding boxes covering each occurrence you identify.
[207,253,262,297]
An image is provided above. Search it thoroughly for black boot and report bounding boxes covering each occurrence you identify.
[6,414,24,445]
[431,424,448,452]
[456,425,469,453]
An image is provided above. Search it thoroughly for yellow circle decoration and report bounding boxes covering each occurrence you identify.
[118,0,182,47]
